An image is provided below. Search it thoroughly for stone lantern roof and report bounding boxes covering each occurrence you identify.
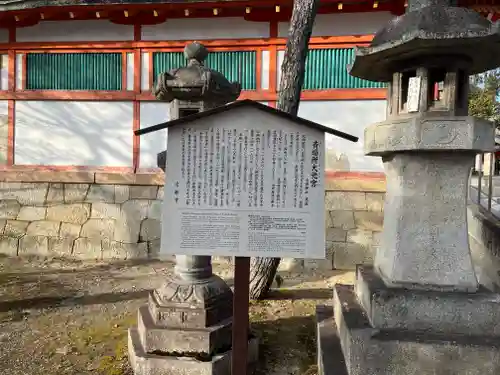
[349,5,500,82]
[153,41,241,107]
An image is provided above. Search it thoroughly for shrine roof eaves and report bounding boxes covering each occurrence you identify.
[135,99,359,142]
[0,0,226,11]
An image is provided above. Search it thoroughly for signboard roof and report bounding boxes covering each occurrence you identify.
[135,99,359,143]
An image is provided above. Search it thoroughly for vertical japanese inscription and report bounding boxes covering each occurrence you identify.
[177,127,321,210]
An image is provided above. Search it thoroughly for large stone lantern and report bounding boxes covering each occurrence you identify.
[317,2,500,375]
[128,42,248,375]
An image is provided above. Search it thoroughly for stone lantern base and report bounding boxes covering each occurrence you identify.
[128,292,259,375]
[128,328,259,375]
[317,266,500,375]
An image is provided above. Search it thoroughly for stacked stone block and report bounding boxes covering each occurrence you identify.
[0,172,165,260]
[0,170,387,269]
[302,176,385,271]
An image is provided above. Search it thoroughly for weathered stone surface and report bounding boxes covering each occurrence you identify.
[0,236,18,255]
[305,244,334,270]
[325,176,386,193]
[60,222,81,239]
[0,219,5,234]
[15,183,49,205]
[147,200,162,220]
[128,328,259,375]
[0,200,21,219]
[81,219,115,239]
[19,235,49,255]
[333,283,500,375]
[377,154,476,290]
[354,211,383,231]
[365,117,494,156]
[347,229,373,245]
[27,221,60,237]
[91,203,121,219]
[137,305,232,354]
[4,220,29,238]
[148,239,160,258]
[140,219,161,242]
[48,237,74,256]
[333,242,372,270]
[122,200,149,219]
[325,191,366,211]
[326,227,347,242]
[371,231,382,251]
[366,192,385,212]
[47,204,90,225]
[130,186,158,200]
[73,237,102,259]
[17,206,46,221]
[64,184,89,203]
[156,186,164,200]
[102,240,148,260]
[325,210,333,228]
[115,200,149,243]
[0,182,21,199]
[86,184,115,203]
[114,185,129,204]
[46,183,64,205]
[330,210,356,230]
[356,266,500,336]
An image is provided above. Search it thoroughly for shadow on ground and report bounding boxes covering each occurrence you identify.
[0,289,151,312]
[252,315,318,375]
[266,288,332,300]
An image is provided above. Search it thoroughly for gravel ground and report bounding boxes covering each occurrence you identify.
[0,255,354,375]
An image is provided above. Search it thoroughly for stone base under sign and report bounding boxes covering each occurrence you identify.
[128,328,259,375]
[316,266,500,375]
[128,289,259,375]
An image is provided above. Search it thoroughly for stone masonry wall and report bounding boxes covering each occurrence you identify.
[0,170,386,269]
[0,170,165,260]
[308,173,385,271]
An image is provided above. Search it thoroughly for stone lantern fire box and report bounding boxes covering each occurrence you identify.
[316,2,500,375]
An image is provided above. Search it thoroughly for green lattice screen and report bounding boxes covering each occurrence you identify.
[26,53,122,90]
[153,51,257,91]
[302,48,387,90]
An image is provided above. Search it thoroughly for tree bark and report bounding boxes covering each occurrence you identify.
[248,0,320,300]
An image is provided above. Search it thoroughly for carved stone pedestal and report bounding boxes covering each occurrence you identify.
[128,256,259,375]
[325,266,500,375]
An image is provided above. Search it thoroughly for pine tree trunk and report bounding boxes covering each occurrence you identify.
[248,0,320,300]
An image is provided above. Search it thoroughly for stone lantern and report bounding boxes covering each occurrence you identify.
[128,42,251,375]
[317,2,500,375]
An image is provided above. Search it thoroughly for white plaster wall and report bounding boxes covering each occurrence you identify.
[141,53,150,91]
[142,18,270,40]
[261,50,270,90]
[298,100,386,172]
[15,101,134,167]
[139,102,169,169]
[278,12,393,37]
[126,53,134,91]
[1,55,8,91]
[277,50,285,86]
[16,20,134,42]
[139,101,271,168]
[15,53,23,90]
[0,100,9,164]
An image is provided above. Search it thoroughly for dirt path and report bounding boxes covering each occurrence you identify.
[0,255,354,375]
